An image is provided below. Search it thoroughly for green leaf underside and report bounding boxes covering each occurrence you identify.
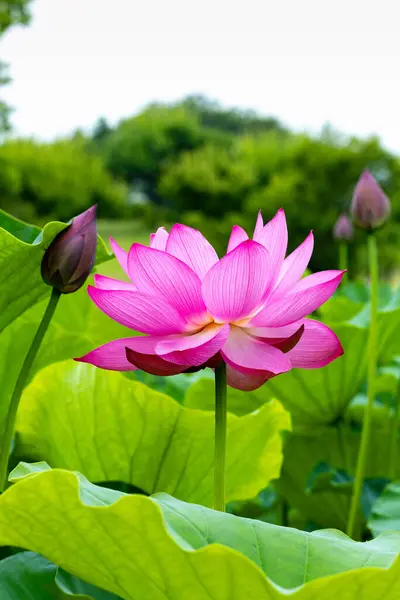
[346,289,400,363]
[368,482,400,536]
[0,551,119,599]
[0,552,57,600]
[280,426,400,530]
[0,211,112,332]
[1,467,400,599]
[0,209,40,243]
[16,362,290,506]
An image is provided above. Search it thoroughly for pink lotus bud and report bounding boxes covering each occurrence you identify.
[41,205,97,294]
[351,171,391,231]
[333,214,353,242]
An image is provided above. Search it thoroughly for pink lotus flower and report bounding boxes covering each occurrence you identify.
[76,210,344,391]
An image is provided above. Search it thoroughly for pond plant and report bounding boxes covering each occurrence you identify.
[0,173,399,598]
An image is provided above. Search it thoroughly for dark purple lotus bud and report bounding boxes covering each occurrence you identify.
[333,214,353,242]
[41,205,97,294]
[351,171,391,231]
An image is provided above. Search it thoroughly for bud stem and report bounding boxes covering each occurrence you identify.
[214,361,227,512]
[339,243,348,275]
[347,234,378,539]
[0,288,61,492]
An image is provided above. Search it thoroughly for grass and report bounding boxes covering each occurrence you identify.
[96,219,151,278]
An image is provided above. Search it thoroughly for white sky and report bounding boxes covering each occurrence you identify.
[2,0,400,150]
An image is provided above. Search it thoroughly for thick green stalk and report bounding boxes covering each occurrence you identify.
[0,288,61,492]
[347,234,378,539]
[214,361,227,512]
[339,242,348,274]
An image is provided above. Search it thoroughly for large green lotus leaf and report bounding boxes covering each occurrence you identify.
[375,294,400,362]
[368,482,400,536]
[0,313,89,450]
[1,468,400,599]
[0,209,111,332]
[16,362,290,506]
[266,323,368,431]
[0,551,119,599]
[280,424,400,530]
[324,281,393,312]
[348,288,400,363]
[0,552,58,600]
[318,295,365,323]
[120,365,208,403]
[184,377,268,415]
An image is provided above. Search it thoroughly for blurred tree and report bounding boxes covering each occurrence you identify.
[0,138,128,221]
[158,142,258,216]
[0,0,32,32]
[0,63,11,132]
[92,117,113,145]
[93,97,288,205]
[181,95,288,136]
[99,105,204,204]
[0,0,33,131]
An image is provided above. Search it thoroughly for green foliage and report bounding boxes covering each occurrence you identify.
[0,552,117,599]
[280,426,399,531]
[0,62,11,132]
[0,0,33,131]
[0,0,32,33]
[181,95,288,136]
[158,142,258,217]
[1,467,400,599]
[100,105,204,203]
[97,97,287,211]
[0,139,128,221]
[0,553,58,600]
[16,362,290,506]
[368,482,400,536]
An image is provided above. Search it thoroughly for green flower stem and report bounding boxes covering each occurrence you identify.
[339,242,348,274]
[0,288,61,492]
[347,234,378,539]
[389,378,400,481]
[214,361,227,512]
